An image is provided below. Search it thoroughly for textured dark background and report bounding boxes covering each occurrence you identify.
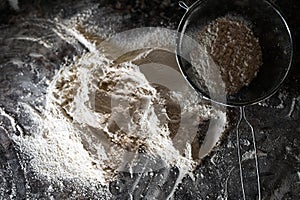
[0,0,299,199]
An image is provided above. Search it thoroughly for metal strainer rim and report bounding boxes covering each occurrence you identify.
[176,0,293,107]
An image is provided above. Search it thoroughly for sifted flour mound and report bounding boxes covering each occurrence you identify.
[47,50,218,181]
[11,27,227,198]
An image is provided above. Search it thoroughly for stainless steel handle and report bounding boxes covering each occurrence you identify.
[236,106,261,200]
[178,1,189,10]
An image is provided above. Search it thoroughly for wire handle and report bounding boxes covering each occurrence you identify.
[236,107,261,200]
[179,1,189,10]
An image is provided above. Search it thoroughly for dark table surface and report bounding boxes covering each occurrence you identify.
[0,0,299,199]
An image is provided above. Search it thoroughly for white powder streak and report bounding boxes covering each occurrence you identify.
[0,107,24,135]
[8,0,19,11]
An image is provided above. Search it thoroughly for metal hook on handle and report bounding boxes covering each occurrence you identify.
[236,109,246,200]
[179,1,189,10]
[236,107,261,200]
[243,107,262,200]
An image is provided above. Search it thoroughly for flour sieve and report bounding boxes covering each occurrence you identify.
[175,0,293,199]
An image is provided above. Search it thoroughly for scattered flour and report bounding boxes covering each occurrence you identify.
[9,26,228,198]
[8,0,19,11]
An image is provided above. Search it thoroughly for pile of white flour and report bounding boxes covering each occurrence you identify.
[11,27,227,198]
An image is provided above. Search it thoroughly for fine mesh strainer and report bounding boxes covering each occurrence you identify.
[176,0,293,199]
[176,0,293,107]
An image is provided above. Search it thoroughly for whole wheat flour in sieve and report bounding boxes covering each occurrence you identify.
[191,17,262,95]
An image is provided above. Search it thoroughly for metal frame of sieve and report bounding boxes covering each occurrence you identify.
[176,0,293,107]
[176,0,293,199]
